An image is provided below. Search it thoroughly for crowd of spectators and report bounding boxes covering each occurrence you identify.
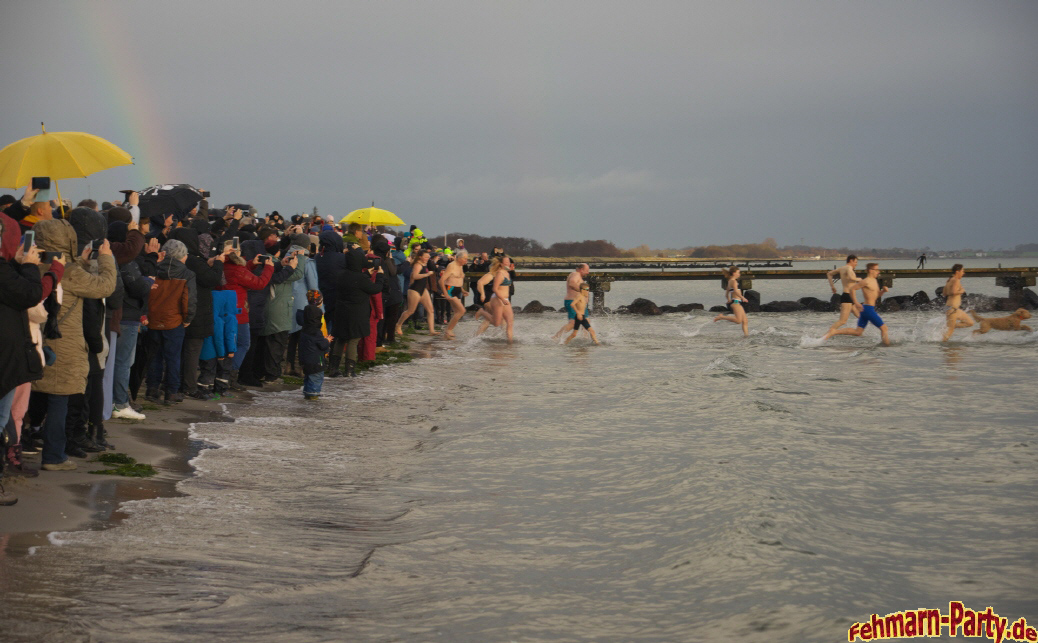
[0,187,490,506]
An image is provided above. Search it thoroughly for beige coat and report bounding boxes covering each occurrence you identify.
[30,219,117,396]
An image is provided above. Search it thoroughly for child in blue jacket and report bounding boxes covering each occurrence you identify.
[297,290,330,400]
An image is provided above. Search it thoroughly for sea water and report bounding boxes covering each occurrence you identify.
[0,288,1035,642]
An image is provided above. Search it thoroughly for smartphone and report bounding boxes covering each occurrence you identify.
[232,236,240,252]
[89,240,99,261]
[22,231,34,253]
[256,255,268,264]
[31,177,51,190]
[200,190,210,198]
[42,251,60,262]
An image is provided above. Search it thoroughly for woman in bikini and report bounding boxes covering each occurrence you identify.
[395,249,438,335]
[473,256,515,343]
[712,265,750,336]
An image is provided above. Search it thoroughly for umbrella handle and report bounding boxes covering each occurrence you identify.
[54,178,66,219]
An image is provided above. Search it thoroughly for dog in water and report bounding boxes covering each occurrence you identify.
[969,308,1032,334]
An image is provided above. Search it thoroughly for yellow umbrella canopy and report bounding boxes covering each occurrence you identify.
[340,207,405,227]
[0,123,133,189]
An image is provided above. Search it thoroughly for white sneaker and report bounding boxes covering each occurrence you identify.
[112,406,146,421]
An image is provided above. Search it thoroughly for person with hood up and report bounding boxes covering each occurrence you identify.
[328,247,385,377]
[297,290,330,400]
[313,229,346,337]
[236,240,298,387]
[143,239,197,405]
[27,219,116,471]
[61,207,114,455]
[286,233,320,376]
[170,228,229,399]
[0,213,64,483]
[220,240,275,389]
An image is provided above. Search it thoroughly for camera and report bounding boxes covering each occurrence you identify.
[31,177,50,190]
[365,256,382,270]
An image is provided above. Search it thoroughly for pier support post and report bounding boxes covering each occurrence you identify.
[586,275,613,314]
[996,276,1035,303]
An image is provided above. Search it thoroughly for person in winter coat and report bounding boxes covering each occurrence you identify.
[0,213,64,481]
[328,248,385,377]
[220,240,274,389]
[169,228,228,399]
[313,230,346,337]
[286,234,320,376]
[63,207,113,455]
[100,217,145,424]
[236,240,297,387]
[258,247,302,381]
[28,218,116,471]
[358,250,384,363]
[199,289,238,395]
[110,222,152,420]
[144,239,197,405]
[297,290,329,400]
[372,235,403,346]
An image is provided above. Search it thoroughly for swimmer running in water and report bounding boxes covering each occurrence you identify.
[822,262,891,346]
[439,250,468,339]
[941,263,973,341]
[473,257,511,341]
[712,265,750,336]
[825,254,862,332]
[564,283,600,345]
[553,263,590,339]
[395,249,438,336]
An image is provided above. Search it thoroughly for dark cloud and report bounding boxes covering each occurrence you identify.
[2,1,1035,249]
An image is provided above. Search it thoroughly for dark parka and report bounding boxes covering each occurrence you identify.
[69,208,111,370]
[239,240,294,332]
[313,230,346,335]
[0,213,44,396]
[170,228,224,339]
[110,222,152,323]
[333,248,385,340]
[296,305,330,376]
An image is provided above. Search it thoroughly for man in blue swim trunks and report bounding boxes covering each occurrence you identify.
[822,262,891,346]
[553,263,590,339]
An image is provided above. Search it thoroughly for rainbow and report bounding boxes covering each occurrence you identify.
[72,0,180,186]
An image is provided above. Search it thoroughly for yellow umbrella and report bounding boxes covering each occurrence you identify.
[0,122,134,213]
[340,207,405,227]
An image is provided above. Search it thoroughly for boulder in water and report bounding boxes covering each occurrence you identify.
[911,290,931,307]
[522,300,546,313]
[709,305,728,313]
[676,303,704,312]
[1022,288,1038,309]
[879,299,900,313]
[760,300,807,313]
[798,296,833,312]
[628,298,663,315]
[659,305,678,313]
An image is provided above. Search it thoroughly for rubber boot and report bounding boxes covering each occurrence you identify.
[345,359,357,378]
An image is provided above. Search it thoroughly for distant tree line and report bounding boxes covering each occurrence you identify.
[409,231,1038,259]
[444,233,631,257]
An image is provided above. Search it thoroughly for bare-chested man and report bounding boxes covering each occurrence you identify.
[941,263,973,341]
[825,254,862,332]
[439,251,468,339]
[553,263,590,339]
[822,262,891,346]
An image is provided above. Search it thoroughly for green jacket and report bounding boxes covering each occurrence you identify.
[261,264,304,335]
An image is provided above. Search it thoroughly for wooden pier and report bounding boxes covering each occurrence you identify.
[496,263,1038,311]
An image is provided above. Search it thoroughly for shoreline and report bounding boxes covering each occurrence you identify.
[0,334,439,555]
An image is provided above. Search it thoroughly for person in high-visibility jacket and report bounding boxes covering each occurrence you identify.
[406,228,426,257]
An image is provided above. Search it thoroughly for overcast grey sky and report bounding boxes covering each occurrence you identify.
[2,0,1036,249]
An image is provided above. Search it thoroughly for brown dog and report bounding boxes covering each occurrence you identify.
[969,308,1033,334]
